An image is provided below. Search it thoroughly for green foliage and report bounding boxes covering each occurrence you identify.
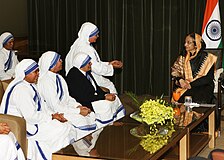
[125,91,142,107]
[127,92,176,154]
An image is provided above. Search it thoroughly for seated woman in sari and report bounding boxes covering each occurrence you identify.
[0,32,19,90]
[38,51,97,141]
[171,33,217,104]
[0,59,74,159]
[66,52,125,128]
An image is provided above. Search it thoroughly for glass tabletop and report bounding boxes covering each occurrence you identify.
[54,106,215,159]
[94,123,186,160]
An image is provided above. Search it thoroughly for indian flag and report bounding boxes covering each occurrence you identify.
[202,0,222,49]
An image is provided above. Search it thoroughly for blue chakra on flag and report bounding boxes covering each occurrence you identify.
[206,20,222,41]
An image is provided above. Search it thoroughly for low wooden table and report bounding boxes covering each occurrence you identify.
[53,106,215,160]
[163,106,215,159]
[188,106,215,157]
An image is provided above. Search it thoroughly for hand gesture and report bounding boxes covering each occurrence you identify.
[179,79,191,89]
[0,122,10,134]
[78,106,91,116]
[105,93,116,101]
[109,60,123,68]
[52,113,68,123]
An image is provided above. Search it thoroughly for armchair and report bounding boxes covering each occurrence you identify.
[0,114,27,157]
[0,81,27,157]
[216,70,224,135]
[205,49,223,135]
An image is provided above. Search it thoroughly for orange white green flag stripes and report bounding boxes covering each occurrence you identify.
[202,0,222,49]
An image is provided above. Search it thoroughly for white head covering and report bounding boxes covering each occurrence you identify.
[38,51,61,78]
[77,22,99,41]
[65,22,98,75]
[0,32,14,49]
[73,52,92,69]
[15,59,39,80]
[0,59,38,114]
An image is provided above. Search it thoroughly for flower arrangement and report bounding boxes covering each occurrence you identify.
[140,99,174,126]
[126,92,176,154]
[126,92,175,126]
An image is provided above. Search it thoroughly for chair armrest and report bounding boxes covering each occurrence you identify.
[0,114,27,157]
[218,71,224,109]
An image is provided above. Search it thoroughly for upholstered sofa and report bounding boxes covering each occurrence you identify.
[0,113,27,157]
[0,81,27,157]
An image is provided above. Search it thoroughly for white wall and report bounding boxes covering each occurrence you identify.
[0,0,28,37]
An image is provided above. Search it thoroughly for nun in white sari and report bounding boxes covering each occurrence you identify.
[38,51,97,140]
[67,52,126,128]
[0,32,19,81]
[65,22,123,94]
[0,59,74,160]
